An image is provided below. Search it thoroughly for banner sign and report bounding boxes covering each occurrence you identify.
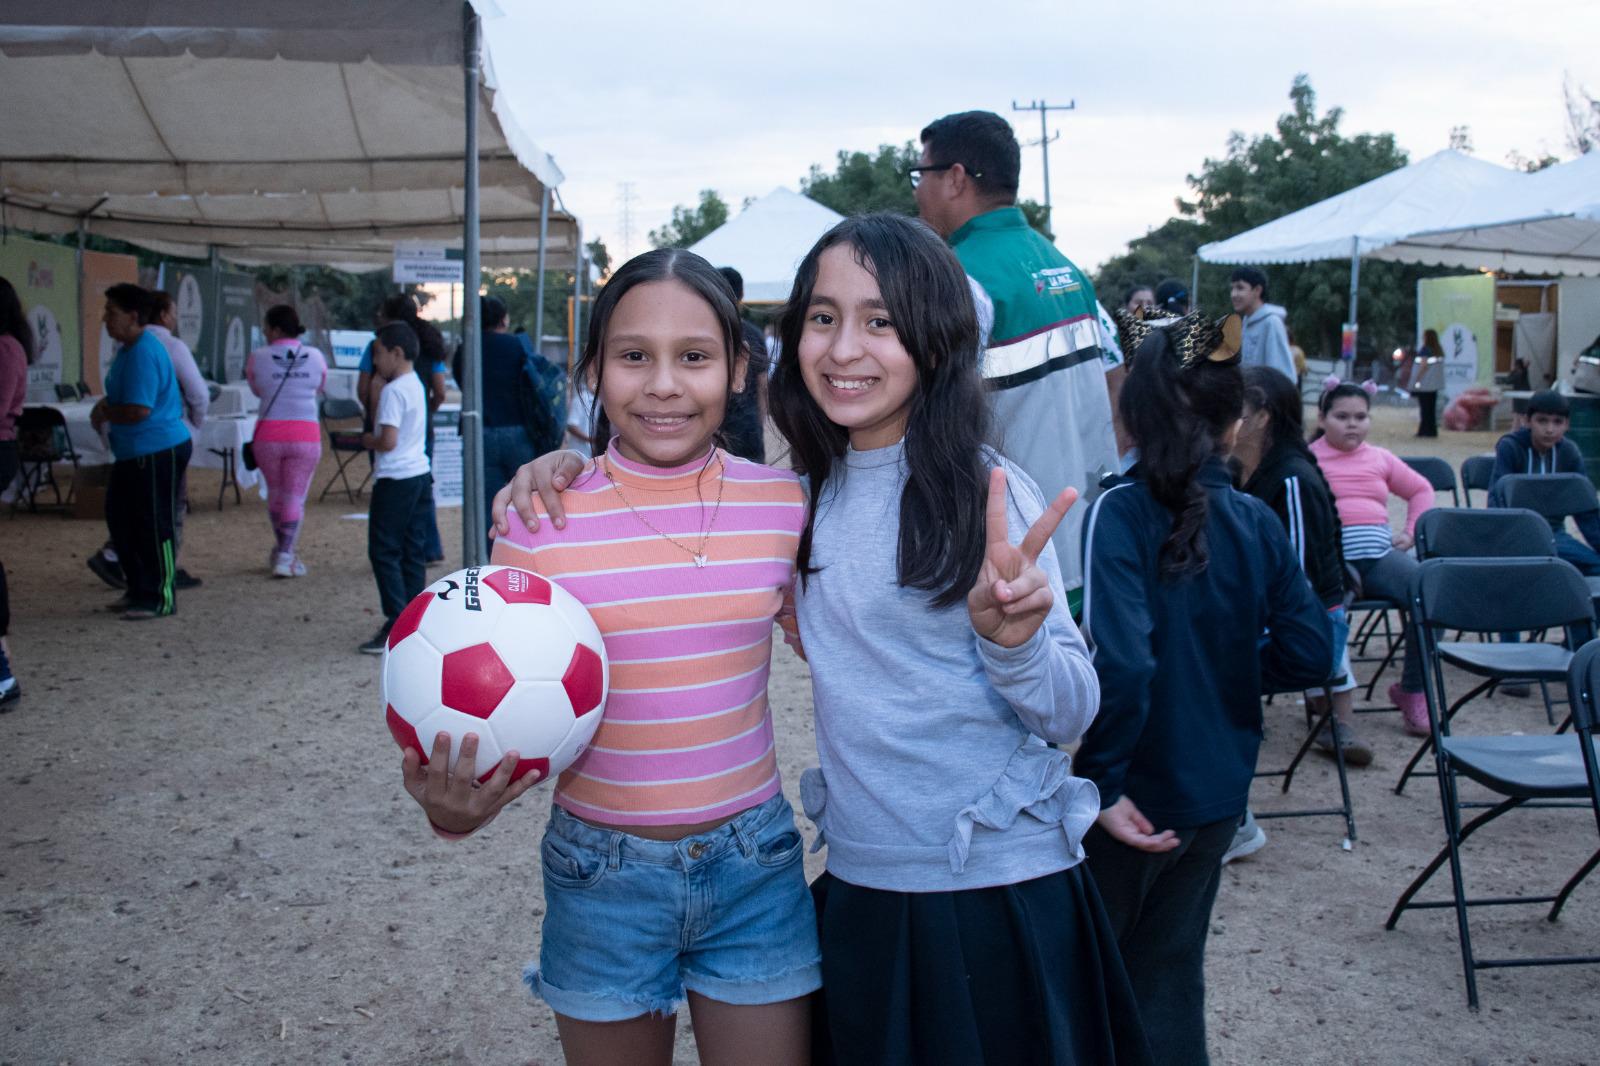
[0,236,82,400]
[432,406,463,509]
[394,241,464,284]
[79,248,140,394]
[1418,274,1494,400]
[218,272,256,382]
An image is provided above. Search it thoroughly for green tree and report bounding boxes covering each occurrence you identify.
[586,237,612,278]
[798,140,1054,239]
[1094,75,1457,361]
[649,190,729,249]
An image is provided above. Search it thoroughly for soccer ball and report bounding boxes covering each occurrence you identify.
[382,565,608,785]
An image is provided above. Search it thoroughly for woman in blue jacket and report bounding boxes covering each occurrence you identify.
[1077,310,1332,1065]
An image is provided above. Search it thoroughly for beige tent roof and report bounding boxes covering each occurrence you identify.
[0,1,578,270]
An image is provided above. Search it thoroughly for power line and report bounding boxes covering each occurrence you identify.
[1011,99,1076,229]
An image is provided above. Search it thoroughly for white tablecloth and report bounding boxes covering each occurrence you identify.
[325,368,362,406]
[43,400,111,467]
[192,415,260,491]
[210,381,259,417]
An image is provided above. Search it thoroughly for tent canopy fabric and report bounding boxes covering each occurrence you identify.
[1197,150,1523,267]
[688,188,845,302]
[0,1,578,271]
[1391,152,1600,277]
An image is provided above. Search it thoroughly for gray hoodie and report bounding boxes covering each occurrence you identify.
[1241,303,1297,382]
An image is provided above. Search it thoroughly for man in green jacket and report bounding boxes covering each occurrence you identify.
[912,110,1121,610]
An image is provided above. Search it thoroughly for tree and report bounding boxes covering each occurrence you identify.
[1093,75,1453,361]
[649,189,729,249]
[585,237,612,278]
[1564,74,1599,155]
[798,140,1055,239]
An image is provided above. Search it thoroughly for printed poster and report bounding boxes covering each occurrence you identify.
[218,272,256,382]
[79,249,140,394]
[0,235,81,401]
[1417,274,1494,400]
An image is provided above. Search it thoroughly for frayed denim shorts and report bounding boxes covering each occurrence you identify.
[527,791,821,1022]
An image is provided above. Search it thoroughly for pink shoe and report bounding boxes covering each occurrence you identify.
[1390,683,1430,736]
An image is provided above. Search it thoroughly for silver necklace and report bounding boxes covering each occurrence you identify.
[603,452,725,567]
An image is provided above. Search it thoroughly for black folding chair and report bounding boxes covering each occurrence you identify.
[1499,473,1600,615]
[1414,507,1555,562]
[1255,675,1358,845]
[1386,615,1600,1010]
[319,397,372,503]
[1460,455,1495,508]
[1392,557,1594,798]
[1403,455,1460,508]
[13,406,79,512]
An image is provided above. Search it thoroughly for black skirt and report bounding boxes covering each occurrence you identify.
[811,865,1154,1066]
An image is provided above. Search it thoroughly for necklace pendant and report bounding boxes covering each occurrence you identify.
[693,553,708,568]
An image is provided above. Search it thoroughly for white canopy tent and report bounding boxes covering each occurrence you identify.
[0,0,577,562]
[689,188,844,302]
[1197,150,1524,339]
[0,2,579,272]
[1393,151,1600,277]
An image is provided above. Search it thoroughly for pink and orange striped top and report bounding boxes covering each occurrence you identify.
[490,442,805,827]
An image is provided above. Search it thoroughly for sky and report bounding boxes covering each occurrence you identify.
[484,0,1600,274]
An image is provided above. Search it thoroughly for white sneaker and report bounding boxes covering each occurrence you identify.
[272,552,294,578]
[1221,810,1267,865]
[290,557,307,578]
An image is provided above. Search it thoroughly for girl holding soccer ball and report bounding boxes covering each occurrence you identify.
[499,215,1154,1064]
[406,249,819,1065]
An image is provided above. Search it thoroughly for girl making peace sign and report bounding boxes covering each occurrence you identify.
[498,214,1151,1065]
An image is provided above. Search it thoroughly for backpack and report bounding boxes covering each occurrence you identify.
[518,349,568,455]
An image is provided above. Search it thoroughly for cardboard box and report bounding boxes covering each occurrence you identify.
[71,464,109,521]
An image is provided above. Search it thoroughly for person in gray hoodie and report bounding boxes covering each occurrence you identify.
[1230,267,1297,382]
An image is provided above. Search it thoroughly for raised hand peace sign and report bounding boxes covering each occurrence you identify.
[967,468,1077,649]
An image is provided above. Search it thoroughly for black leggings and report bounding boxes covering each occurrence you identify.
[106,440,192,615]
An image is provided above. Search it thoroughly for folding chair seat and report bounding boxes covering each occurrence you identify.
[1393,554,1590,795]
[319,396,372,503]
[1458,454,1496,508]
[1402,455,1460,508]
[1386,618,1600,1010]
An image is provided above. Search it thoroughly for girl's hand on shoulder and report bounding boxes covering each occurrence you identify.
[1095,796,1180,853]
[1391,530,1414,552]
[967,468,1076,649]
[400,731,541,836]
[490,449,587,539]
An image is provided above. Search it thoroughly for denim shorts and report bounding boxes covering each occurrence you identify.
[527,791,822,1022]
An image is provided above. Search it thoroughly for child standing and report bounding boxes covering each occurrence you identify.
[358,322,432,654]
[422,249,818,1066]
[1309,380,1435,733]
[1078,310,1333,1065]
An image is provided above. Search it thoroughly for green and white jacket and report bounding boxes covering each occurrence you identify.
[950,207,1119,596]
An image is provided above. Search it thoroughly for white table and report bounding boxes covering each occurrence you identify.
[190,415,260,506]
[210,381,259,418]
[324,368,362,406]
[47,399,112,466]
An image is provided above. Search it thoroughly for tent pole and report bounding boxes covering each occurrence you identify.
[460,1,485,566]
[75,219,87,391]
[572,220,584,381]
[1190,255,1200,311]
[533,187,551,352]
[1347,236,1361,375]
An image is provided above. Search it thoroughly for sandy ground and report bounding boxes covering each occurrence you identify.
[3,405,1598,1066]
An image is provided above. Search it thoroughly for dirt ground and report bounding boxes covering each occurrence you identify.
[3,404,1598,1066]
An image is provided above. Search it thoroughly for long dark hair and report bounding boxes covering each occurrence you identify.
[1120,334,1244,577]
[577,248,746,460]
[771,213,990,609]
[0,276,36,364]
[380,292,446,368]
[1241,365,1314,466]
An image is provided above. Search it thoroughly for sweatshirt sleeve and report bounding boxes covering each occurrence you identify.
[1073,489,1154,808]
[1264,317,1297,381]
[1384,450,1435,535]
[975,467,1100,746]
[1257,508,1337,693]
[1488,434,1519,507]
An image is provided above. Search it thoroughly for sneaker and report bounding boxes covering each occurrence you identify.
[289,557,307,578]
[0,680,19,710]
[121,607,164,621]
[1390,683,1431,737]
[358,627,391,655]
[272,553,294,579]
[87,552,126,590]
[105,596,136,612]
[1222,811,1267,865]
[1314,721,1374,767]
[174,569,202,589]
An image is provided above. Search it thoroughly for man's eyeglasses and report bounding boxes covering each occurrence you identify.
[905,162,982,189]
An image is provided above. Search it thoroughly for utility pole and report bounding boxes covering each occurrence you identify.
[617,182,638,261]
[1011,99,1076,227]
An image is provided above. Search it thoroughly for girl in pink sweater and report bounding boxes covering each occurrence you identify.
[1309,380,1435,734]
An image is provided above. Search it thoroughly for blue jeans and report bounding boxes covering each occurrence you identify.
[530,792,822,1021]
[1555,530,1600,576]
[482,424,536,556]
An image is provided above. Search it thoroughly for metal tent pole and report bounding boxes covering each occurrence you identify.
[1347,236,1362,377]
[459,1,485,565]
[533,187,551,353]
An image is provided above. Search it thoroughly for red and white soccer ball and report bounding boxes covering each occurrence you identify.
[382,565,609,785]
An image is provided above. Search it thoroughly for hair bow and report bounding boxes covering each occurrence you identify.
[1112,307,1243,371]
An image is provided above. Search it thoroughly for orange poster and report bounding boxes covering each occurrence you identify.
[79,249,140,395]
